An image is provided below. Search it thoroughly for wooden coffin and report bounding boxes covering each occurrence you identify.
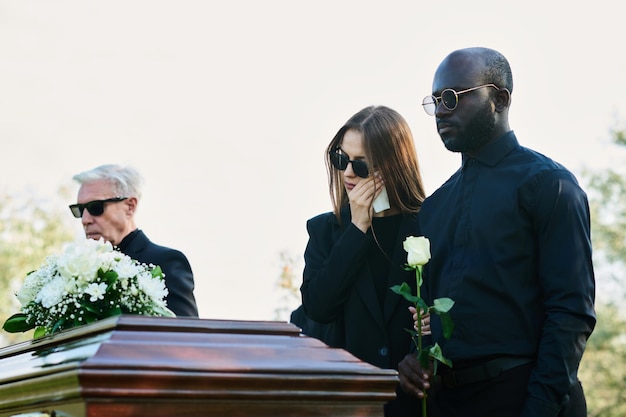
[0,316,399,417]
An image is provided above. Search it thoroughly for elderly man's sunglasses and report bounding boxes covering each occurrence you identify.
[69,197,127,218]
[329,150,370,178]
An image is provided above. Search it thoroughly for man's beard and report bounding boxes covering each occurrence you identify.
[442,102,496,153]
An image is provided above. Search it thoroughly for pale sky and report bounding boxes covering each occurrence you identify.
[2,1,624,321]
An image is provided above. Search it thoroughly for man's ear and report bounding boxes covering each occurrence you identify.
[494,88,511,112]
[126,197,138,215]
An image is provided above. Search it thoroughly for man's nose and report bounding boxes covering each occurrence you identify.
[81,210,94,224]
[435,100,452,117]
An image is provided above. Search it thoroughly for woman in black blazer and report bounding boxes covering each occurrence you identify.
[299,105,426,417]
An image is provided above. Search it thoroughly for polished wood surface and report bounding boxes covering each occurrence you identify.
[0,316,398,417]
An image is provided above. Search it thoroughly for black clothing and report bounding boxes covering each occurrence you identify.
[300,208,421,416]
[429,363,587,417]
[118,229,199,317]
[369,215,403,306]
[419,131,595,416]
[290,304,344,348]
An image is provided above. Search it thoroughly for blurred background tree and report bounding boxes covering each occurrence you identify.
[0,187,76,347]
[272,250,301,321]
[578,124,626,417]
[580,304,626,417]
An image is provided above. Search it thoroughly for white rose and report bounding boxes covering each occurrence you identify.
[403,236,431,267]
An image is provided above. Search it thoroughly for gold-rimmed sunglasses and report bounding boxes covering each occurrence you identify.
[422,83,499,116]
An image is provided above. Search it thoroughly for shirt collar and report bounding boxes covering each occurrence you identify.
[116,228,140,251]
[462,130,518,168]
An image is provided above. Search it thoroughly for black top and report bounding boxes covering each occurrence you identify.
[300,208,421,417]
[369,215,403,306]
[419,131,596,414]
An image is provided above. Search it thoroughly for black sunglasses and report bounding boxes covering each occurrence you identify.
[69,197,128,218]
[329,150,369,178]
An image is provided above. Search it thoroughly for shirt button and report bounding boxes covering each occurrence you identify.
[379,347,388,356]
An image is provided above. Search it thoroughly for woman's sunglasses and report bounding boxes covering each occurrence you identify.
[69,197,128,218]
[329,150,369,178]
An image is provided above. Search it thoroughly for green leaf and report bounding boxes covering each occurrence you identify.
[390,282,418,303]
[80,300,103,315]
[83,313,98,325]
[418,347,431,369]
[100,269,119,285]
[34,326,48,338]
[432,359,440,375]
[151,265,164,279]
[416,298,429,312]
[51,318,66,334]
[2,313,35,333]
[103,306,123,318]
[429,342,452,368]
[439,312,455,339]
[432,297,455,313]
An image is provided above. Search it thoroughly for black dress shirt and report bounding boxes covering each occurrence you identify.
[419,131,596,415]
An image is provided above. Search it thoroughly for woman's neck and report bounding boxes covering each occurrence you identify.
[372,207,401,218]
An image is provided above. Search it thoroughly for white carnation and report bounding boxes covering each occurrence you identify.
[16,270,47,306]
[136,272,168,303]
[114,257,141,279]
[37,276,68,308]
[85,282,108,302]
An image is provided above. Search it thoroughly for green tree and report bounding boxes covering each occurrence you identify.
[0,188,76,347]
[586,127,626,266]
[579,125,626,417]
[580,304,626,417]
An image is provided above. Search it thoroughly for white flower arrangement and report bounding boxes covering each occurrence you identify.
[3,238,175,337]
